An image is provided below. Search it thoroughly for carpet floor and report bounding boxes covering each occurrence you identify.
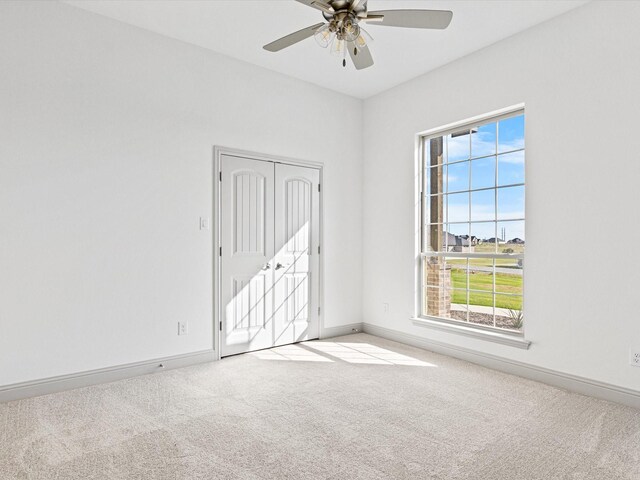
[1,333,639,479]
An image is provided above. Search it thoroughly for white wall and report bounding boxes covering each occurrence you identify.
[0,1,363,386]
[362,1,640,391]
[3,0,639,395]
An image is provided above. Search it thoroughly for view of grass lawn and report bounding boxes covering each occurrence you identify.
[450,267,522,309]
[475,243,524,254]
[448,258,521,267]
[446,243,524,267]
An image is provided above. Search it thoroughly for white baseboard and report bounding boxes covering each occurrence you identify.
[0,349,216,403]
[362,323,640,410]
[320,323,364,339]
[6,325,637,410]
[1,322,365,403]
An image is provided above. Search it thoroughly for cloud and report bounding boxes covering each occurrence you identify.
[498,150,524,164]
[429,202,524,224]
[441,131,524,163]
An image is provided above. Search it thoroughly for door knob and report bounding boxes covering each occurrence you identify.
[275,262,287,270]
[261,263,271,271]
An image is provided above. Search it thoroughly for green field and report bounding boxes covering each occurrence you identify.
[450,267,522,310]
[447,258,521,267]
[446,243,524,267]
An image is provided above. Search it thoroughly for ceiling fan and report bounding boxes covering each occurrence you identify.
[263,0,453,70]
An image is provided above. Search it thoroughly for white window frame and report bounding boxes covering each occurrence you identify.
[414,106,529,347]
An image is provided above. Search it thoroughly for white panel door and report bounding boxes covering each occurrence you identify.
[220,155,274,357]
[220,155,320,357]
[273,163,320,346]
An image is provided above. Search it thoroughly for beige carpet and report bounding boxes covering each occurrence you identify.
[1,333,639,479]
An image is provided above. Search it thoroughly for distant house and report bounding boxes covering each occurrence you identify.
[509,238,525,244]
[485,237,507,245]
[460,235,481,246]
[443,232,474,252]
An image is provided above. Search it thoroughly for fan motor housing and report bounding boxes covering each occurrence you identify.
[322,0,368,20]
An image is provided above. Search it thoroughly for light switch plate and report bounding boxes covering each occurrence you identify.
[178,321,189,336]
[630,349,640,367]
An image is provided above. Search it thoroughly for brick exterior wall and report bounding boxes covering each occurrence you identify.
[425,137,451,317]
[425,258,451,318]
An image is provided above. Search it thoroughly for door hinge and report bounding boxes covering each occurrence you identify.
[317,245,320,254]
[318,184,321,192]
[219,247,222,256]
[219,171,222,181]
[219,321,222,331]
[318,307,321,316]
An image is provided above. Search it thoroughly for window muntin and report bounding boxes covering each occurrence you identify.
[421,111,525,333]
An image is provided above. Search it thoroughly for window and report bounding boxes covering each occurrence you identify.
[420,110,525,333]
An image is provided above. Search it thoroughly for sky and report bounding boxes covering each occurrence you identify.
[427,114,525,241]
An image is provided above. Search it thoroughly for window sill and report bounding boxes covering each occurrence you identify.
[411,317,531,350]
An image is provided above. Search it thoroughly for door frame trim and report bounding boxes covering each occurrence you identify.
[213,146,324,360]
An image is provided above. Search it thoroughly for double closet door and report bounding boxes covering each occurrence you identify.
[220,154,320,357]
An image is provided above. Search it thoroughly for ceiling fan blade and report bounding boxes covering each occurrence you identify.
[294,0,334,15]
[365,10,453,29]
[263,23,325,52]
[348,42,374,70]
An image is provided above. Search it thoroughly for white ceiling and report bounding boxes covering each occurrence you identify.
[63,0,588,99]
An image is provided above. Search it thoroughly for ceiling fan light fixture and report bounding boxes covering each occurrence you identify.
[342,18,360,42]
[329,36,346,56]
[313,23,334,48]
[355,26,373,50]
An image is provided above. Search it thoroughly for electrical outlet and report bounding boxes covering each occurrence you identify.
[178,321,189,336]
[630,349,640,367]
[199,217,210,230]
[383,303,389,314]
